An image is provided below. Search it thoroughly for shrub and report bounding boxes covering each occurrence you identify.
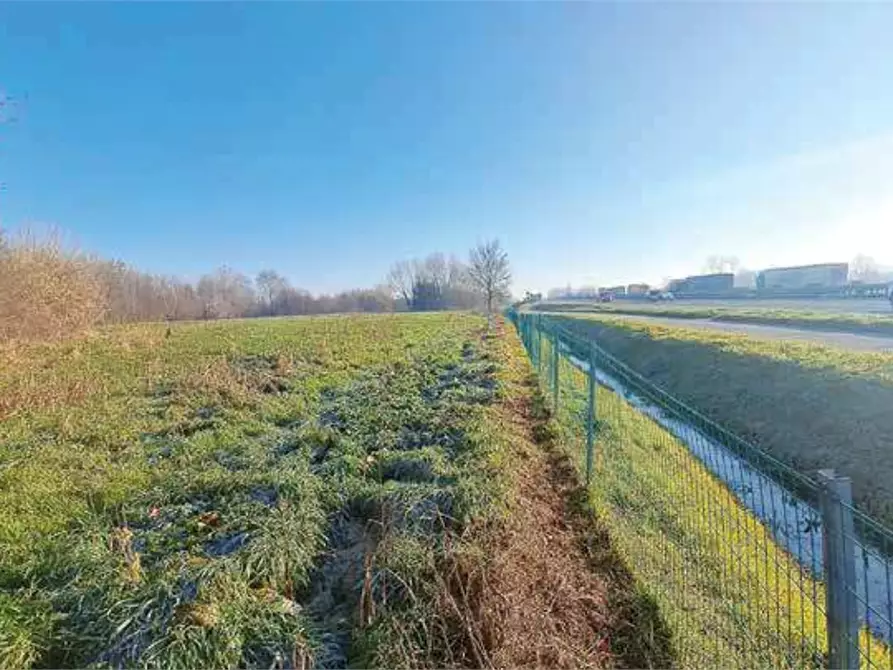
[0,230,106,343]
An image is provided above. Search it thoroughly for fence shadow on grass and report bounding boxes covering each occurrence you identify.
[529,382,676,669]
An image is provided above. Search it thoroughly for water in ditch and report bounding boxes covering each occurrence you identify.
[563,348,893,644]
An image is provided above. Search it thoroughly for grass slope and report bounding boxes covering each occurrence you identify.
[536,303,893,337]
[552,313,893,527]
[540,338,890,668]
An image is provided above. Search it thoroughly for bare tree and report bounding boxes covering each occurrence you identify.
[196,266,255,319]
[467,239,511,323]
[386,260,416,308]
[703,255,740,275]
[256,269,290,315]
[1,223,414,340]
[734,268,757,288]
[423,252,449,291]
[850,254,882,283]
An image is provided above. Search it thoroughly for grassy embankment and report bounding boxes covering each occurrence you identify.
[531,330,890,668]
[552,313,893,528]
[536,302,893,337]
[1,312,661,669]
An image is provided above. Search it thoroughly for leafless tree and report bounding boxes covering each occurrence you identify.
[386,260,416,307]
[386,254,477,311]
[734,268,757,288]
[467,239,511,322]
[256,269,290,315]
[850,254,882,283]
[703,255,740,275]
[423,252,449,291]
[4,224,522,344]
[196,266,255,319]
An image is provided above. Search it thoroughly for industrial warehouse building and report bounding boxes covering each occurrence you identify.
[669,273,734,294]
[756,263,849,290]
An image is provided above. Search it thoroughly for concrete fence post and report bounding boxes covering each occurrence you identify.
[817,469,860,670]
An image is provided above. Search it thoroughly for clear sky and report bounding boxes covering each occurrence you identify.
[2,3,893,294]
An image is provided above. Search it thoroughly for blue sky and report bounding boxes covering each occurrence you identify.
[2,3,893,293]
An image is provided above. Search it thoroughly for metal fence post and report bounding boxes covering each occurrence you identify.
[536,318,543,374]
[817,469,860,670]
[585,341,596,484]
[551,330,559,411]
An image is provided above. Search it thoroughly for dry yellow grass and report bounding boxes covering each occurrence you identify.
[0,230,106,343]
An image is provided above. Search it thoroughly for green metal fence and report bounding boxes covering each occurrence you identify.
[507,309,893,669]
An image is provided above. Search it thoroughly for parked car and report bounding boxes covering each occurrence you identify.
[598,292,615,303]
[647,289,675,302]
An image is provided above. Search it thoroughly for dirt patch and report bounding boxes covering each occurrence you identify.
[305,516,379,669]
[459,378,672,669]
[478,417,613,665]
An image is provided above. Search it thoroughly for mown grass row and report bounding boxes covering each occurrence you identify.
[0,313,518,668]
[531,332,892,668]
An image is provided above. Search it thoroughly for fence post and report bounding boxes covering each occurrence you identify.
[536,318,543,373]
[551,330,559,411]
[585,341,596,484]
[532,318,537,366]
[817,469,860,670]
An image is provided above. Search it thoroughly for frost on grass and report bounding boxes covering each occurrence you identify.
[0,314,498,669]
[297,337,502,668]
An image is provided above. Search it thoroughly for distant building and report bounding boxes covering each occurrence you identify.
[600,285,627,296]
[627,283,650,295]
[757,263,848,290]
[668,273,734,294]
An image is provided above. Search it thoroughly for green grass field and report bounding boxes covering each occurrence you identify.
[551,313,893,528]
[534,302,893,337]
[0,313,524,668]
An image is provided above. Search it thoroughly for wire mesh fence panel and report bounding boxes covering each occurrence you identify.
[505,309,893,669]
[843,504,893,669]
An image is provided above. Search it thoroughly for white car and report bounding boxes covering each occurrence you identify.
[647,290,675,302]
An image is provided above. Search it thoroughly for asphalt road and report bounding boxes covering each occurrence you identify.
[608,313,893,353]
[608,297,893,315]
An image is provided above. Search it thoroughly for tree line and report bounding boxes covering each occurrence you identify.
[0,229,511,343]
